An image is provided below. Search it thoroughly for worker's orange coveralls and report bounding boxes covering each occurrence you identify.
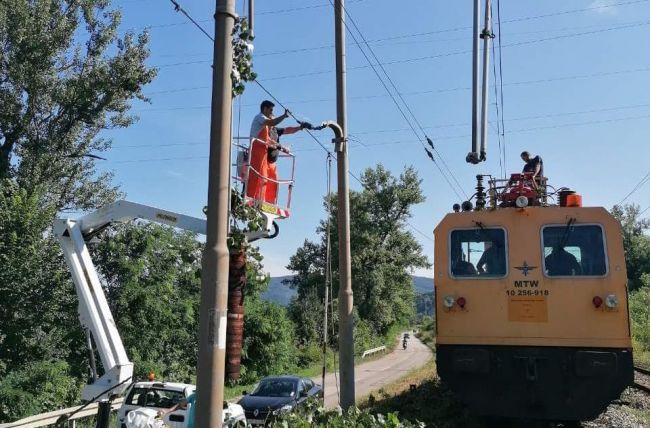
[246,126,270,201]
[265,160,279,204]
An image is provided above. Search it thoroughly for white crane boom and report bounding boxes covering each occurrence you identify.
[54,201,232,402]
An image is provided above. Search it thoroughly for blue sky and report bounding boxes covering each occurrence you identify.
[101,0,650,277]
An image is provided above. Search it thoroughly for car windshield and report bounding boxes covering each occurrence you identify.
[126,387,185,408]
[251,379,296,397]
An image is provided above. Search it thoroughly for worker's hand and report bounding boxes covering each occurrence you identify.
[156,410,165,418]
[299,121,313,130]
[283,109,291,118]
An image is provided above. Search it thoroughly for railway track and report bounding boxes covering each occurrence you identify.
[632,366,650,394]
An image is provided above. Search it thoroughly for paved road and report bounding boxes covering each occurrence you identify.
[313,334,433,408]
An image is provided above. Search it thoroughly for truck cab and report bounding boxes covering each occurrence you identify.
[116,381,246,428]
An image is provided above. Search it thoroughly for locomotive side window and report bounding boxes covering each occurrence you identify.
[542,224,607,276]
[450,228,507,277]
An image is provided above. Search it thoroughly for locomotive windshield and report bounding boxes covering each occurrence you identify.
[450,228,507,277]
[542,224,607,276]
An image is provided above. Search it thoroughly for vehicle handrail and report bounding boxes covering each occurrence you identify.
[246,165,295,185]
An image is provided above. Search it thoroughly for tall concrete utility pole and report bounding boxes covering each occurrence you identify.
[195,0,235,427]
[334,0,355,410]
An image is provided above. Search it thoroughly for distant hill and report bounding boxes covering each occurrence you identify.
[413,276,434,295]
[260,276,295,306]
[261,275,434,307]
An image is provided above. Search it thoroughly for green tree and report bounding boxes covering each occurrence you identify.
[0,184,84,374]
[287,165,430,347]
[92,223,203,381]
[0,0,154,418]
[611,204,650,290]
[240,297,298,384]
[0,0,155,210]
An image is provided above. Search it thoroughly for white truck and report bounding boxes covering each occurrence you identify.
[54,201,270,427]
[116,381,245,428]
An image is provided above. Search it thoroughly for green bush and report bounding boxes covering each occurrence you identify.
[630,282,650,351]
[0,360,82,423]
[296,343,323,368]
[354,318,382,356]
[271,401,424,427]
[241,299,298,383]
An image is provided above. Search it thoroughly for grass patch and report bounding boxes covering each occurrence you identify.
[359,359,479,427]
[627,407,650,426]
[634,346,650,369]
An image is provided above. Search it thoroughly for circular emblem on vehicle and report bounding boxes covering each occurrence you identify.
[253,409,259,417]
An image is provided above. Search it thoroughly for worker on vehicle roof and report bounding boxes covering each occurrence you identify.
[247,100,290,202]
[521,151,544,181]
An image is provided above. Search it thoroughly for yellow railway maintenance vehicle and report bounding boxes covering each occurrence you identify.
[434,174,634,423]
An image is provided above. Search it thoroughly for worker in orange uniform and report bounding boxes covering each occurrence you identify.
[247,100,290,201]
[266,124,305,204]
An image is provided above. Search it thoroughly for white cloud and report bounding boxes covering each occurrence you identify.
[589,0,619,15]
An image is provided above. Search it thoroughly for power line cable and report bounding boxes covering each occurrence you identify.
[336,0,467,198]
[144,0,650,51]
[618,170,650,205]
[329,0,467,200]
[490,2,504,179]
[153,18,650,71]
[168,0,334,158]
[106,108,650,160]
[169,0,213,41]
[144,65,650,103]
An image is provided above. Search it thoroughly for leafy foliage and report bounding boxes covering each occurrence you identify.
[286,165,430,349]
[0,183,84,374]
[0,360,82,423]
[240,297,298,384]
[231,16,256,97]
[630,275,650,352]
[92,223,203,381]
[0,0,155,211]
[271,400,424,428]
[611,204,650,291]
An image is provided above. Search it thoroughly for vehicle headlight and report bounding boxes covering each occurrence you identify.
[605,294,618,308]
[272,404,294,415]
[443,295,456,308]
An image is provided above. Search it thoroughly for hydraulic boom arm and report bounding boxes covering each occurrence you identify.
[54,200,269,401]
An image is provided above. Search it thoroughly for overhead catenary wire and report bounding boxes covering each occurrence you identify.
[153,19,650,74]
[489,1,504,179]
[167,0,334,158]
[334,0,468,199]
[144,0,650,53]
[328,0,468,201]
[108,109,650,160]
[145,65,650,101]
[617,170,650,205]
